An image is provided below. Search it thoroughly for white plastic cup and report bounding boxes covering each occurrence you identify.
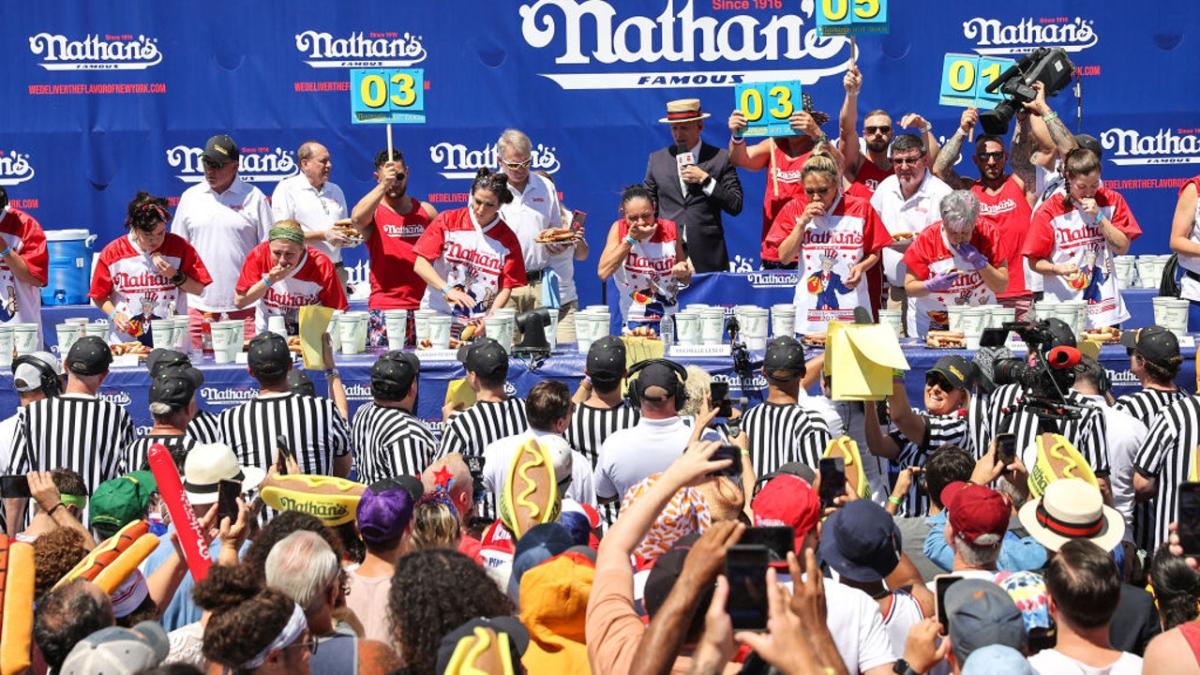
[1166,299,1190,336]
[85,321,108,338]
[267,315,287,338]
[576,314,598,354]
[700,308,725,345]
[589,311,611,338]
[743,308,769,350]
[1136,256,1158,289]
[1151,297,1171,327]
[428,315,452,348]
[771,305,796,338]
[413,309,437,344]
[583,305,609,314]
[946,305,968,333]
[384,310,408,350]
[878,309,903,336]
[961,308,988,350]
[210,324,236,364]
[547,311,559,351]
[675,313,701,346]
[172,317,191,352]
[326,313,342,353]
[0,326,12,366]
[64,317,89,327]
[1113,256,1136,287]
[990,307,1016,330]
[150,319,174,350]
[340,313,368,354]
[485,315,510,351]
[1031,301,1056,323]
[56,322,83,356]
[12,324,38,356]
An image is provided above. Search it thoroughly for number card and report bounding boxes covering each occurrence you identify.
[350,68,425,124]
[815,0,889,36]
[734,81,803,138]
[939,54,1016,109]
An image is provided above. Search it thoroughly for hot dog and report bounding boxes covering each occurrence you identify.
[92,533,161,594]
[498,438,560,539]
[534,227,575,244]
[824,436,869,499]
[1,540,34,675]
[53,520,158,592]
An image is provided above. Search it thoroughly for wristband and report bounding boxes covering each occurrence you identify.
[1042,111,1059,122]
[0,245,11,258]
[441,285,453,298]
[730,135,745,145]
[814,133,829,145]
[887,495,903,506]
[261,273,274,288]
[921,123,933,134]
[47,502,66,517]
[107,309,118,321]
[623,234,638,246]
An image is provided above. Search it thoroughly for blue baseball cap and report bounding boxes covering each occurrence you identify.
[818,499,902,583]
[506,522,573,602]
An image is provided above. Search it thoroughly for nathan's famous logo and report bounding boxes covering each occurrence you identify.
[962,16,1098,56]
[504,382,518,397]
[101,391,132,406]
[1100,128,1200,167]
[294,30,427,68]
[200,386,261,404]
[0,150,36,187]
[429,142,560,180]
[165,145,299,184]
[344,383,372,401]
[518,0,852,89]
[28,33,162,70]
[747,271,798,288]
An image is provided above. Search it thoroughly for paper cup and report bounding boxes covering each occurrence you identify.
[340,313,368,354]
[172,317,190,352]
[961,308,988,350]
[326,313,342,353]
[485,316,511,351]
[210,324,237,364]
[589,311,611,338]
[1113,256,1136,287]
[12,323,38,356]
[150,319,174,349]
[989,307,1016,331]
[947,305,968,333]
[582,305,609,314]
[575,315,595,354]
[384,310,409,350]
[0,326,12,366]
[1136,257,1158,289]
[743,308,769,350]
[56,322,83,356]
[700,309,725,346]
[1165,299,1190,336]
[1152,297,1171,327]
[413,309,437,344]
[771,305,797,338]
[428,315,452,348]
[267,315,287,338]
[1031,301,1057,323]
[547,311,559,351]
[674,313,701,346]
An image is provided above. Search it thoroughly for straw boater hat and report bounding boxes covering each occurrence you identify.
[659,99,711,124]
[1017,478,1125,553]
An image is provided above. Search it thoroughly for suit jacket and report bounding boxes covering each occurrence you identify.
[644,142,743,273]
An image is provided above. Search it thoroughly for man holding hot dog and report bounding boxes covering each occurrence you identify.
[272,140,352,292]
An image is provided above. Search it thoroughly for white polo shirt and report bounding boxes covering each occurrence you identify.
[1079,393,1147,534]
[499,172,561,273]
[171,177,273,313]
[546,205,579,304]
[271,175,349,263]
[870,171,952,285]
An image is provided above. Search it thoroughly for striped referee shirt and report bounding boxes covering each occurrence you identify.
[121,433,197,474]
[890,408,971,517]
[7,393,134,494]
[186,409,222,444]
[437,398,527,460]
[983,384,1109,475]
[218,392,351,476]
[352,402,437,485]
[1114,388,1188,426]
[740,401,832,476]
[1134,395,1200,549]
[565,401,640,527]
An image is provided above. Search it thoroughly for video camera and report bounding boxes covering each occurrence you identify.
[986,320,1084,424]
[980,47,1075,135]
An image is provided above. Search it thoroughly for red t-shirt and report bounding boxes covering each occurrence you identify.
[760,143,813,262]
[0,207,48,330]
[851,158,894,196]
[90,233,212,340]
[365,200,434,310]
[412,208,525,317]
[972,176,1033,298]
[236,243,348,334]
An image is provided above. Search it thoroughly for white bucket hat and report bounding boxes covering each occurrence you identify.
[183,442,266,505]
[1018,478,1125,553]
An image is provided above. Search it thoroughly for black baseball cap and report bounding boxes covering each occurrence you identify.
[586,336,626,383]
[1121,325,1182,369]
[635,360,683,401]
[67,336,113,376]
[763,336,805,379]
[458,338,508,380]
[246,333,291,379]
[145,349,192,378]
[203,134,239,166]
[150,366,202,409]
[372,350,419,400]
[286,369,316,397]
[927,355,972,391]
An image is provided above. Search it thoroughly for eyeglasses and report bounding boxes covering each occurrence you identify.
[286,632,319,655]
[976,151,1005,161]
[892,156,923,166]
[501,159,532,170]
[864,125,891,135]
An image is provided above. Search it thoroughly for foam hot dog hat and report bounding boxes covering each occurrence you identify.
[823,436,869,499]
[1027,432,1098,499]
[1,535,35,675]
[499,437,561,539]
[259,474,366,527]
[53,520,159,595]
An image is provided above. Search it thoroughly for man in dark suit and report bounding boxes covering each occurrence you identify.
[644,99,744,273]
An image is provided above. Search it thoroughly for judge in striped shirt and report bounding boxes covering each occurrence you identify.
[740,336,832,477]
[352,350,436,484]
[144,348,221,443]
[437,338,527,461]
[1115,326,1188,422]
[121,362,204,474]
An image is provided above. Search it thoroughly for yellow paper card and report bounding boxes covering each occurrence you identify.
[444,378,476,412]
[831,323,910,401]
[299,305,334,370]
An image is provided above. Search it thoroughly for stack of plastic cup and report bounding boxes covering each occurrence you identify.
[210,321,240,364]
[339,312,369,355]
[742,307,769,350]
[384,310,408,350]
[961,308,988,350]
[771,304,796,338]
[85,321,109,339]
[576,314,597,354]
[150,319,175,349]
[1164,298,1190,337]
[485,315,511,351]
[1112,256,1137,288]
[878,309,903,336]
[414,309,437,346]
[171,317,190,352]
[675,312,701,346]
[13,323,39,356]
[947,306,968,333]
[428,315,452,348]
[1136,256,1159,289]
[56,322,84,356]
[700,308,725,346]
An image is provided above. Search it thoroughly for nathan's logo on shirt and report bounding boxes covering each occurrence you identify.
[626,253,675,275]
[746,272,797,288]
[101,391,132,406]
[1054,223,1102,246]
[979,198,1018,216]
[264,288,321,310]
[383,223,427,238]
[444,241,504,274]
[429,142,560,180]
[200,386,260,404]
[0,150,36,187]
[112,270,171,292]
[344,384,372,401]
[165,145,299,184]
[517,0,851,89]
[28,33,162,70]
[962,16,1098,55]
[1100,128,1200,166]
[803,230,864,247]
[294,30,427,68]
[774,168,803,183]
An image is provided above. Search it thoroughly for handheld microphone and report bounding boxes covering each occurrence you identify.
[1046,345,1082,370]
[675,141,694,170]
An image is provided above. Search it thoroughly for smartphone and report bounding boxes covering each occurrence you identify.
[725,545,770,630]
[710,444,743,478]
[934,574,964,635]
[569,210,587,231]
[464,455,487,501]
[1178,482,1200,557]
[710,381,733,418]
[217,479,242,523]
[275,435,295,475]
[740,526,794,563]
[995,433,1017,467]
[818,457,846,508]
[0,475,30,499]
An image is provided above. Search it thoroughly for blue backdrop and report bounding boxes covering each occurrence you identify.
[2,1,1197,307]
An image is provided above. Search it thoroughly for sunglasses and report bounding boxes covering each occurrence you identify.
[202,158,229,169]
[501,159,532,170]
[892,156,923,166]
[976,151,1005,161]
[864,125,891,135]
[925,374,955,391]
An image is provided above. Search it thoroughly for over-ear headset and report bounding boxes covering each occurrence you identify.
[626,358,688,408]
[12,355,62,397]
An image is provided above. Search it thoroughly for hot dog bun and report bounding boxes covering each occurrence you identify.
[1,540,34,675]
[54,520,153,591]
[92,533,161,594]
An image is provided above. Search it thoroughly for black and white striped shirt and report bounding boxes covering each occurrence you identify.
[1133,395,1200,550]
[983,384,1109,474]
[565,401,640,527]
[352,402,437,485]
[437,398,527,460]
[121,433,197,474]
[740,401,833,476]
[186,409,222,444]
[890,408,971,517]
[218,393,351,476]
[1114,388,1188,426]
[7,394,134,494]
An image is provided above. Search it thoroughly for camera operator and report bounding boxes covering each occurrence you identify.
[981,318,1110,491]
[863,356,972,517]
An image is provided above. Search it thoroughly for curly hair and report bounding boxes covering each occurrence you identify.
[193,564,295,671]
[125,191,171,233]
[388,549,514,674]
[409,500,461,552]
[1150,544,1200,630]
[470,168,514,206]
[33,527,89,600]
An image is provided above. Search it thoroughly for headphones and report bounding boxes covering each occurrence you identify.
[625,358,688,408]
[12,355,61,397]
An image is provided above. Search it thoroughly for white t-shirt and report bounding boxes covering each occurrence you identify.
[870,171,952,285]
[0,207,48,348]
[171,177,273,312]
[1080,394,1146,534]
[882,589,925,659]
[0,413,18,475]
[482,429,596,507]
[499,172,561,273]
[593,416,720,502]
[782,576,896,674]
[271,175,349,263]
[1028,648,1143,675]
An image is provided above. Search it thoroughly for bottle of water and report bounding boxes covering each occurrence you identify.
[660,314,675,346]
